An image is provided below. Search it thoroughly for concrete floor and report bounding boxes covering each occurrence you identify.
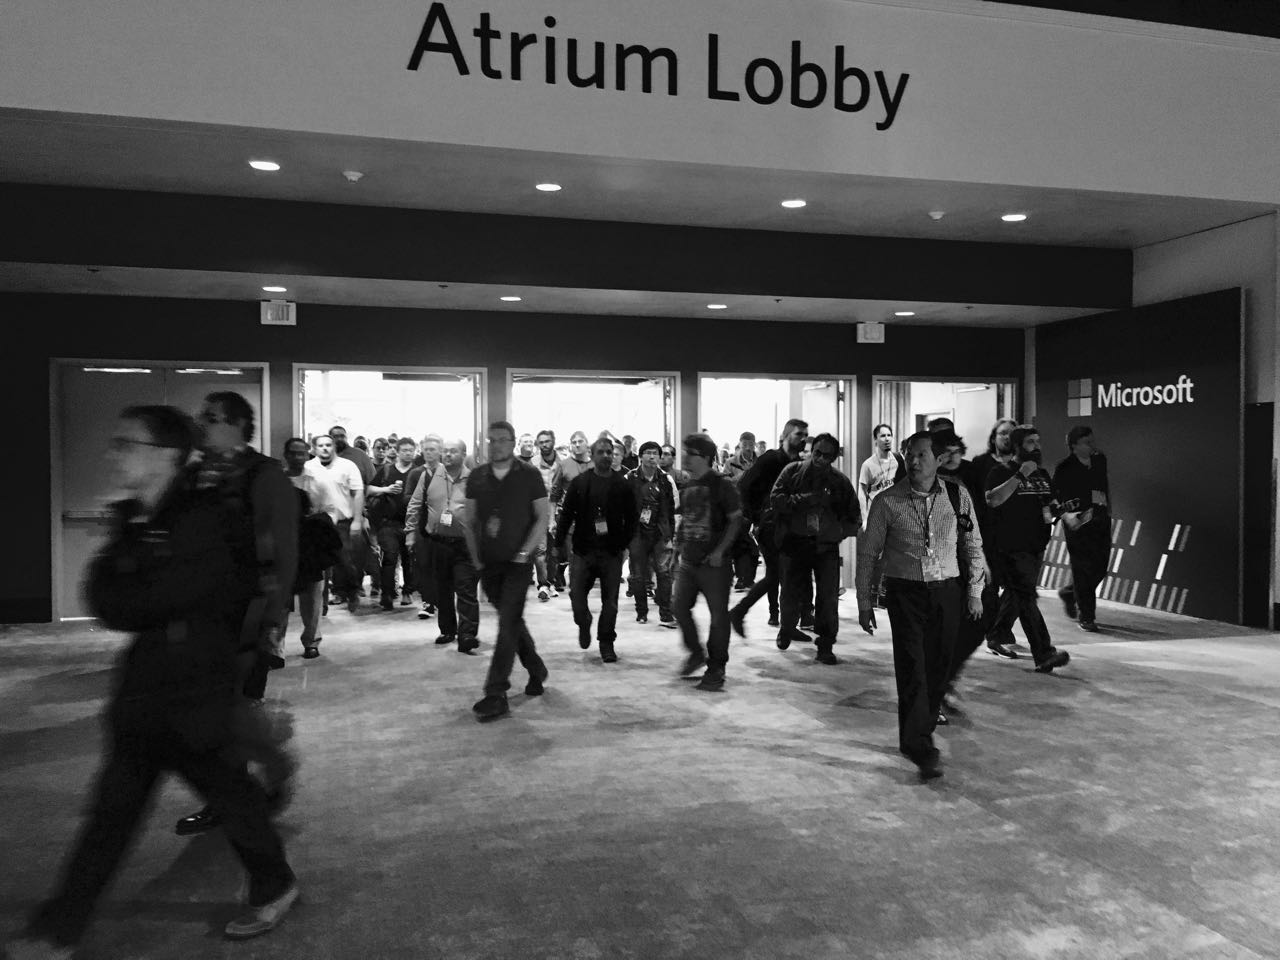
[3,588,1279,959]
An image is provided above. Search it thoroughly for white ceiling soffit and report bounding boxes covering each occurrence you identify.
[0,109,1271,250]
[0,262,1098,328]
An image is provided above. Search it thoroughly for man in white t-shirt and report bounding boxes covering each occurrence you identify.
[857,423,905,607]
[304,435,365,613]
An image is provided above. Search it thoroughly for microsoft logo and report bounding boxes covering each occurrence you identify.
[1067,379,1092,417]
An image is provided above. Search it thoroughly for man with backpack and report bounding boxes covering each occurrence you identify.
[856,431,985,781]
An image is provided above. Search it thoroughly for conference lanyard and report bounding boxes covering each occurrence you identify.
[911,489,937,557]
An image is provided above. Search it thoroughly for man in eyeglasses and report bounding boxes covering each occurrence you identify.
[769,432,861,664]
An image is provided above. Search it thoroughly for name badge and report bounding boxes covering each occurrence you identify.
[439,511,453,528]
[486,515,501,539]
[806,511,821,534]
[640,507,652,525]
[921,551,944,582]
[594,518,609,536]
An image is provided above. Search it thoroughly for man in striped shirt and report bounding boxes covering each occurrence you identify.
[857,431,985,780]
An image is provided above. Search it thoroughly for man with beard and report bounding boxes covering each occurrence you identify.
[984,426,1071,672]
[1052,425,1111,633]
[729,419,809,636]
[465,421,551,721]
[329,424,379,600]
[659,443,691,493]
[533,430,562,598]
[626,441,677,627]
[557,436,638,663]
[549,430,592,591]
[973,418,1017,490]
[305,434,365,612]
[768,432,861,664]
[367,438,420,610]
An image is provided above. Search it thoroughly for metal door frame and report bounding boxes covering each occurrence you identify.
[50,358,270,621]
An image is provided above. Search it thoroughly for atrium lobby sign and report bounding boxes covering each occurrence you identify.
[406,2,911,129]
[1035,290,1244,623]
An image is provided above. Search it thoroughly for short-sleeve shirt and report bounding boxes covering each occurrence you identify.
[677,473,742,564]
[303,457,363,523]
[466,460,547,564]
[985,462,1054,554]
[859,453,903,501]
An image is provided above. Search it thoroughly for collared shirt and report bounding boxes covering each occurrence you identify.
[425,463,471,537]
[856,477,985,604]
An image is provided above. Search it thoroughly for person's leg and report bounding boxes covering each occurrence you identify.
[628,537,651,619]
[241,653,270,701]
[924,581,961,720]
[813,546,841,647]
[703,562,734,673]
[569,552,596,637]
[503,561,545,681]
[298,580,323,652]
[532,541,550,590]
[376,524,400,606]
[481,565,517,697]
[653,538,675,621]
[332,519,356,598]
[986,552,1020,647]
[1071,528,1109,624]
[433,540,459,639]
[671,561,702,658]
[453,549,481,645]
[597,551,623,653]
[1008,551,1054,663]
[778,547,802,633]
[25,730,162,949]
[737,528,779,615]
[884,581,935,760]
[416,535,438,608]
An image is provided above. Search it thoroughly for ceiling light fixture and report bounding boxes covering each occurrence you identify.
[535,183,562,192]
[1001,213,1028,222]
[707,304,728,310]
[500,296,522,302]
[894,311,916,317]
[262,285,287,293]
[780,199,806,209]
[248,160,281,172]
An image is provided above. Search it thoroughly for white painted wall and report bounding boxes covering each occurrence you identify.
[3,0,1278,202]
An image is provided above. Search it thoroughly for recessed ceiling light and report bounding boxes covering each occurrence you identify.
[262,285,287,293]
[780,199,806,209]
[535,183,562,192]
[500,296,522,302]
[1001,213,1028,222]
[894,311,915,317]
[248,160,281,172]
[707,304,728,310]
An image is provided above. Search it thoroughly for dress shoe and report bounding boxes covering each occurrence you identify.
[695,669,725,691]
[302,645,320,660]
[224,883,300,940]
[814,646,839,665]
[729,607,746,638]
[175,805,221,836]
[472,694,509,720]
[1035,649,1071,673]
[658,617,676,629]
[903,747,943,781]
[679,651,707,676]
[1061,595,1078,620]
[1078,619,1099,632]
[988,641,1019,659]
[636,613,648,624]
[578,627,592,650]
[525,672,547,696]
[435,633,456,645]
[458,637,480,654]
[379,599,394,611]
[601,647,618,664]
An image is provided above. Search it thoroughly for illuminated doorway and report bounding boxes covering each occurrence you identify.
[507,370,679,450]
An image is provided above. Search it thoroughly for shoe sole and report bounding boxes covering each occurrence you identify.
[988,647,1019,659]
[224,886,300,940]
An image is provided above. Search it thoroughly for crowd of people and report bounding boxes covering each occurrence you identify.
[6,392,1113,958]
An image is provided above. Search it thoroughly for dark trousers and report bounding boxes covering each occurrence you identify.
[732,532,760,586]
[377,525,415,600]
[1058,525,1110,622]
[672,560,733,669]
[885,577,961,757]
[735,526,780,619]
[480,560,546,697]
[570,549,624,651]
[628,531,673,620]
[414,534,438,605]
[27,716,293,948]
[780,539,840,645]
[329,518,361,597]
[947,550,1000,688]
[432,536,479,641]
[989,549,1054,663]
[360,525,380,588]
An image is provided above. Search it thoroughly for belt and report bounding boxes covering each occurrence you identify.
[884,575,960,590]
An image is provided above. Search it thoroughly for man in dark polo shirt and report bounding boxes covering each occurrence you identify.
[464,420,551,721]
[626,441,677,627]
[1052,425,1111,632]
[557,436,638,662]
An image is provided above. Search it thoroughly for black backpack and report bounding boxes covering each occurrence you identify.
[942,478,974,582]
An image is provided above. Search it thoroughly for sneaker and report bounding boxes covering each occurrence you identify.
[695,670,725,691]
[224,883,300,940]
[658,616,676,629]
[472,694,509,720]
[302,646,320,660]
[458,638,480,654]
[903,747,943,781]
[538,587,550,602]
[578,626,592,650]
[636,613,648,624]
[729,608,746,638]
[1078,619,1099,633]
[814,646,839,665]
[434,633,456,645]
[524,672,547,696]
[625,586,633,598]
[775,630,793,651]
[399,594,413,606]
[679,651,707,676]
[988,641,1019,659]
[601,647,618,664]
[1061,594,1078,620]
[417,603,435,620]
[1035,649,1071,673]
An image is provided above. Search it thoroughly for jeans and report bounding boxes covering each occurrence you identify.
[672,559,733,670]
[414,534,438,605]
[947,548,998,688]
[26,713,293,947]
[732,531,760,586]
[735,525,780,619]
[885,577,960,757]
[433,537,479,641]
[628,531,673,620]
[1058,523,1110,622]
[531,541,550,589]
[988,549,1054,663]
[779,539,841,645]
[329,518,360,598]
[570,549,624,651]
[376,524,414,600]
[480,561,546,697]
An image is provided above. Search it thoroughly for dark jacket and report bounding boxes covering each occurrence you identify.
[737,448,796,527]
[769,460,862,547]
[89,476,254,750]
[557,469,639,556]
[625,465,676,540]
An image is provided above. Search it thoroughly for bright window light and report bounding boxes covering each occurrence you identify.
[262,285,287,293]
[249,160,281,172]
[894,311,915,317]
[500,296,523,302]
[707,304,728,310]
[780,199,807,209]
[1001,213,1028,222]
[83,367,152,374]
[535,183,562,192]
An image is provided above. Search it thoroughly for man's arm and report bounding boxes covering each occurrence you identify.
[855,495,891,608]
[985,464,1031,508]
[556,477,580,550]
[518,497,550,560]
[768,462,804,517]
[250,465,299,627]
[404,469,428,544]
[462,496,483,569]
[957,486,986,601]
[707,511,742,567]
[348,464,366,533]
[549,461,567,506]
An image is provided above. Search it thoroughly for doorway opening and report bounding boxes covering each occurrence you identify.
[507,371,679,451]
[51,359,267,620]
[872,378,1016,454]
[296,366,485,457]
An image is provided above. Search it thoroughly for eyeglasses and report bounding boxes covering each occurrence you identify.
[198,411,228,425]
[109,437,170,453]
[811,448,838,461]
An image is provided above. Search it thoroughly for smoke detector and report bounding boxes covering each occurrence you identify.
[928,210,945,221]
[342,170,364,183]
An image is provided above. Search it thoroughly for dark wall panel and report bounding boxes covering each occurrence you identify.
[1035,289,1244,623]
[4,293,1024,622]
